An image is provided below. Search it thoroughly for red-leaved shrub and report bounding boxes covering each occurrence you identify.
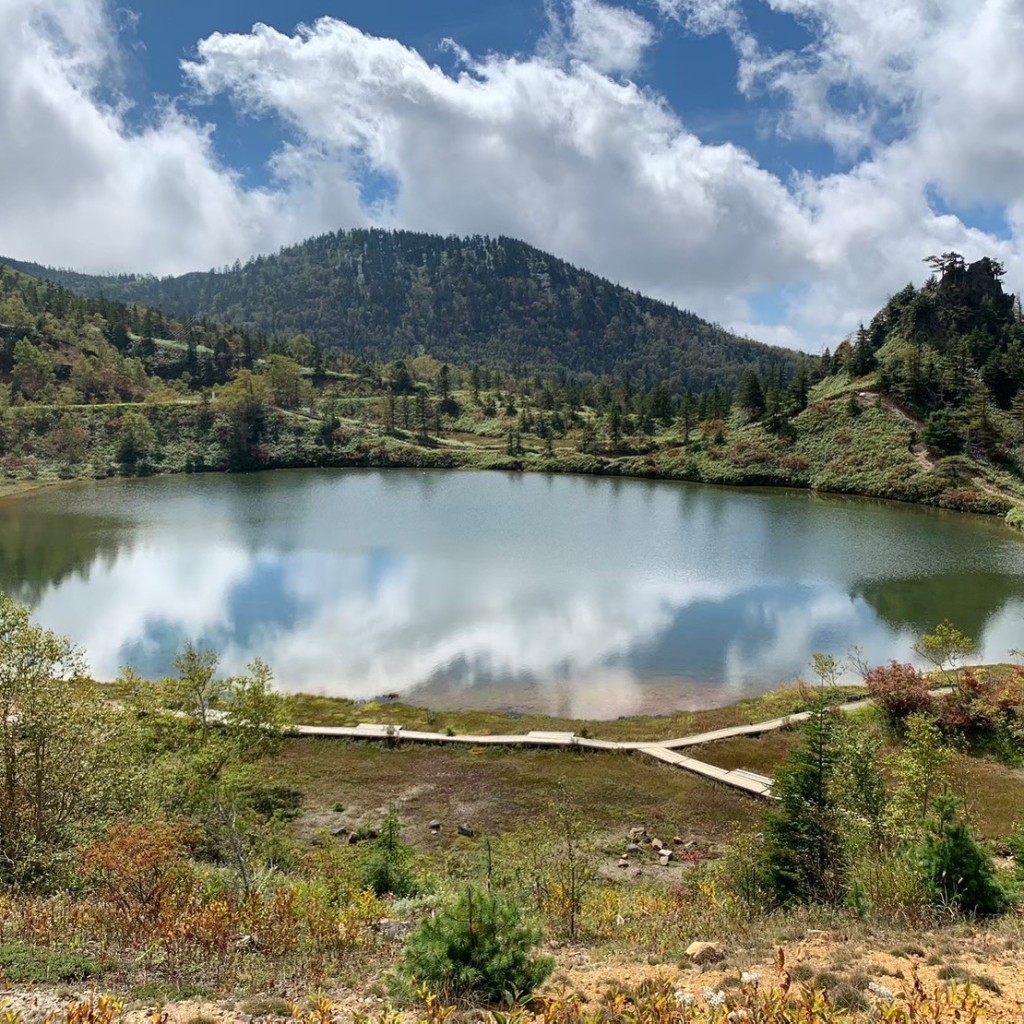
[865,661,933,719]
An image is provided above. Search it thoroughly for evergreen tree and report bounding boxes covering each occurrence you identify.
[737,370,766,420]
[918,794,1007,916]
[762,698,847,905]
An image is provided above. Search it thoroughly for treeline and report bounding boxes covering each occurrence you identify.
[2,229,806,391]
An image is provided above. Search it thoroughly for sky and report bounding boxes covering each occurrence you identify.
[1,0,1022,352]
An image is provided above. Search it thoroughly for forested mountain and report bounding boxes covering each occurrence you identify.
[813,253,1024,456]
[1,229,803,392]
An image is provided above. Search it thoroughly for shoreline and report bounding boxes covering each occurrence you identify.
[2,455,1022,529]
[0,477,66,505]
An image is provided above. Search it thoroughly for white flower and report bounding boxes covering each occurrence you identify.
[868,982,895,1002]
[704,989,728,1008]
[674,990,695,1007]
[741,972,761,987]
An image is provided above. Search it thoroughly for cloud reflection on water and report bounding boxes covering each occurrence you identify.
[5,470,1024,719]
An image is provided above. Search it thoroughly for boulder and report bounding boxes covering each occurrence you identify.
[458,823,475,838]
[617,858,630,869]
[651,838,664,851]
[626,843,643,854]
[659,850,673,864]
[686,941,724,965]
[429,819,442,832]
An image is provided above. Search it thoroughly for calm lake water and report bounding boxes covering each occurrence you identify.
[2,470,1023,718]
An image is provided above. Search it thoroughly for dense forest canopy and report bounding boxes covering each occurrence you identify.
[1,229,805,392]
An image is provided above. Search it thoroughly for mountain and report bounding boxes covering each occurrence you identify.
[1,229,805,392]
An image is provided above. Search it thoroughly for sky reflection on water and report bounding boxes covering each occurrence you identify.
[2,470,1023,717]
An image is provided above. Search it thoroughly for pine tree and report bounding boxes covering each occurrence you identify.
[762,698,847,905]
[918,794,1007,916]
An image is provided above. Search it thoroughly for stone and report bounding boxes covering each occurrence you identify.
[331,826,350,839]
[617,858,630,868]
[628,826,647,839]
[429,819,442,832]
[660,850,673,864]
[651,838,664,851]
[458,823,475,838]
[626,843,643,854]
[374,919,414,940]
[686,941,724,965]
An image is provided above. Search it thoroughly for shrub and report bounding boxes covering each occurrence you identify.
[865,662,933,720]
[0,943,101,983]
[917,794,1008,917]
[397,885,554,1004]
[360,807,419,898]
[79,821,197,925]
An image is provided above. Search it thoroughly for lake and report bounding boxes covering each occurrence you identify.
[1,469,1023,718]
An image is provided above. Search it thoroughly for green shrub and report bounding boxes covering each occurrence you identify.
[397,885,554,1004]
[360,806,419,898]
[917,794,1008,916]
[1007,505,1024,531]
[0,943,101,983]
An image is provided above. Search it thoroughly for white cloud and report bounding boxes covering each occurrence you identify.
[184,16,813,323]
[559,0,657,76]
[0,0,366,274]
[0,0,1021,352]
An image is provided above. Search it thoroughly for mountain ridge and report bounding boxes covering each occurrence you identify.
[0,228,806,393]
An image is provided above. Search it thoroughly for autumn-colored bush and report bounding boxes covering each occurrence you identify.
[79,821,198,925]
[865,661,933,719]
[934,670,1024,754]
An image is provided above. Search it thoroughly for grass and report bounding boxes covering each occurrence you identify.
[280,684,866,742]
[694,718,1024,841]
[271,740,764,853]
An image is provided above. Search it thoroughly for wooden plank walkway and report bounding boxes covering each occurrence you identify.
[285,690,951,802]
[287,693,900,801]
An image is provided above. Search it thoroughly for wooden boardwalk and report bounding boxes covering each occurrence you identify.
[289,696,883,800]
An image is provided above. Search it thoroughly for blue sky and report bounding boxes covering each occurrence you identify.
[123,1,834,190]
[0,0,1021,352]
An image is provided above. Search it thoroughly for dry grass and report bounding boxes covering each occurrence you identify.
[693,727,1024,841]
[280,685,866,743]
[271,739,764,853]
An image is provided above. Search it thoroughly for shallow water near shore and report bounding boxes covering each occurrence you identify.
[1,468,1023,718]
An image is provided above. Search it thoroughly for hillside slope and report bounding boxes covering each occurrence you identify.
[1,229,804,391]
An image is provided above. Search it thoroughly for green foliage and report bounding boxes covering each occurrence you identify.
[761,699,847,906]
[886,714,956,835]
[0,593,140,888]
[8,231,804,393]
[917,793,1008,916]
[913,621,976,687]
[360,806,419,898]
[397,884,554,1004]
[128,644,288,891]
[116,410,157,466]
[0,943,102,983]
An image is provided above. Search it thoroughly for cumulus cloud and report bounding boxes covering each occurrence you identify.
[0,0,365,274]
[0,0,1021,351]
[552,0,657,76]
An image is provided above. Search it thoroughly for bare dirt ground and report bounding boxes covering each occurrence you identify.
[6,927,1024,1023]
